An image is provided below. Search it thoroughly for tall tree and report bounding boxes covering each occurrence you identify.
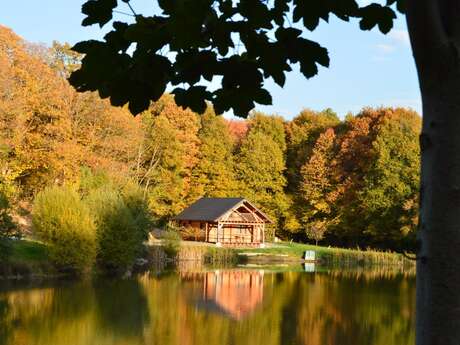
[248,112,287,152]
[190,108,237,199]
[0,26,77,196]
[140,109,186,220]
[148,95,201,205]
[319,108,420,249]
[358,108,420,249]
[285,109,340,193]
[236,123,288,234]
[299,128,337,244]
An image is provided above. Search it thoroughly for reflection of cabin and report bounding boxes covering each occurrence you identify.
[203,270,264,319]
[182,270,264,320]
[173,198,272,247]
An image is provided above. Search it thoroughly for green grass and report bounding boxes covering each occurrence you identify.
[0,239,53,278]
[236,242,413,267]
[170,241,414,267]
[10,239,49,263]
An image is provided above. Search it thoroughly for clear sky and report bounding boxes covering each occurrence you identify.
[0,1,421,120]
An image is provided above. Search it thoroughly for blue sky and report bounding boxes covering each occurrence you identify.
[0,1,421,120]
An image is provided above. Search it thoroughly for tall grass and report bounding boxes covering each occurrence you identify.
[149,241,414,268]
[239,242,414,267]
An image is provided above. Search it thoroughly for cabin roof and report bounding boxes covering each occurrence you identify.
[173,197,272,223]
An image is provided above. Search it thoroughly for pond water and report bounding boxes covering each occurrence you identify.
[0,266,415,345]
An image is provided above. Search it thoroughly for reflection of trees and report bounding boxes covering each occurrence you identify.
[0,280,148,345]
[0,268,415,345]
[93,278,150,341]
[0,286,55,345]
[292,272,415,345]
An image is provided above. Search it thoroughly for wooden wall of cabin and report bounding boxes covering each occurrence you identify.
[178,221,265,244]
[208,224,264,244]
[177,220,206,241]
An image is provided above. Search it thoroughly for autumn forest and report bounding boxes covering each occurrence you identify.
[0,25,420,252]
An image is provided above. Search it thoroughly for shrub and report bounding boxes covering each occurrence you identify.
[162,230,181,258]
[78,167,112,196]
[0,192,19,262]
[120,181,152,237]
[86,187,146,272]
[32,186,97,273]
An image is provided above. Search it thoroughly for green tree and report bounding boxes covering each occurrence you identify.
[285,109,340,193]
[358,108,420,249]
[137,95,200,219]
[190,108,237,199]
[236,130,288,234]
[0,192,18,262]
[86,187,145,272]
[121,181,153,236]
[140,109,186,220]
[245,112,300,234]
[300,128,337,244]
[248,112,287,152]
[33,186,97,273]
[317,108,420,249]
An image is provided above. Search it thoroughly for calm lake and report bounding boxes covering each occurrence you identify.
[0,266,415,345]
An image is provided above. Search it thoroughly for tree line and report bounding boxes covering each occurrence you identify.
[0,26,420,262]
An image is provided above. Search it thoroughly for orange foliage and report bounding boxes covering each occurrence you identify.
[225,119,248,142]
[0,26,142,196]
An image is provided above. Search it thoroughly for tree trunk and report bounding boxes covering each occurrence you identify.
[407,1,460,344]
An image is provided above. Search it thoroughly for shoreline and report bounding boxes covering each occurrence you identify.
[0,240,415,281]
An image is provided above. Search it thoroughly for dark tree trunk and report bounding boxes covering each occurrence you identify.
[407,1,460,344]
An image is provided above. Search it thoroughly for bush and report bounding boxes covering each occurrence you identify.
[86,187,146,272]
[0,192,19,262]
[78,167,112,196]
[32,186,97,273]
[162,229,181,258]
[120,181,152,237]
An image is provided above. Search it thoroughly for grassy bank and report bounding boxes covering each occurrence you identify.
[236,242,413,267]
[150,241,415,268]
[0,240,54,278]
[1,239,414,279]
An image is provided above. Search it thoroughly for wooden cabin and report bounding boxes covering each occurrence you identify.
[173,198,272,247]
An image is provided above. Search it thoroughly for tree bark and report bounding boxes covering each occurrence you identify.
[407,1,460,344]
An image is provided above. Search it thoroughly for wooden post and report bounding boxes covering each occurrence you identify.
[262,224,265,244]
[216,222,222,246]
[205,222,208,242]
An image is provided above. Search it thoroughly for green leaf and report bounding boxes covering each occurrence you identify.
[82,0,117,27]
[359,4,396,34]
[254,88,273,105]
[173,51,218,85]
[173,86,211,114]
[386,0,406,14]
[238,0,273,29]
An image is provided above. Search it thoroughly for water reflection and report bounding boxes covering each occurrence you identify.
[184,270,264,320]
[0,267,415,345]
